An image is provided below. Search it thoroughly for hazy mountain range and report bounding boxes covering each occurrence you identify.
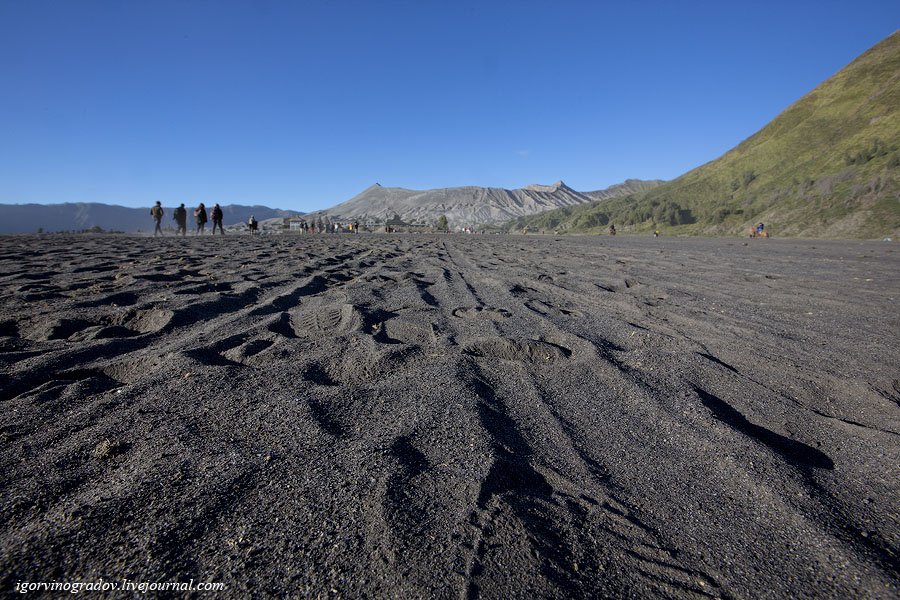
[0,179,661,233]
[510,31,900,238]
[0,203,302,234]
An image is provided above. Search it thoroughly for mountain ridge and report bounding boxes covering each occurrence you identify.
[307,179,662,227]
[583,179,667,201]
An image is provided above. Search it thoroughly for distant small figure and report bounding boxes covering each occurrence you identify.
[211,204,225,235]
[173,203,187,236]
[654,230,660,237]
[150,201,164,236]
[353,220,360,234]
[749,223,769,238]
[194,203,207,235]
[248,215,259,235]
[609,224,617,236]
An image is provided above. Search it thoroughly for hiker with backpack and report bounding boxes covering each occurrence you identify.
[194,203,207,235]
[150,201,164,236]
[211,204,225,235]
[173,203,187,237]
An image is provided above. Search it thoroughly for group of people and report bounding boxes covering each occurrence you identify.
[293,220,360,234]
[150,201,228,236]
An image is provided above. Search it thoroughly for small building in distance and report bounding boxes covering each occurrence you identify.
[384,214,432,233]
[283,217,306,232]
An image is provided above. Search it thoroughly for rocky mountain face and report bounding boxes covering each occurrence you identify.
[0,203,301,234]
[309,180,654,227]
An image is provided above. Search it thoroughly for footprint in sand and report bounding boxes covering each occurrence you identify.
[221,338,275,364]
[463,337,571,364]
[23,318,94,341]
[452,306,511,321]
[522,299,583,319]
[290,303,363,337]
[380,318,437,345]
[116,308,175,334]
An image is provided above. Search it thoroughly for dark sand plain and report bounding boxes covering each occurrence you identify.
[0,233,897,599]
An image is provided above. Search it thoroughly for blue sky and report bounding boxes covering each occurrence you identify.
[0,1,897,212]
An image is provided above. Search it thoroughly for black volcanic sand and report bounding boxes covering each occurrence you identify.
[0,234,897,599]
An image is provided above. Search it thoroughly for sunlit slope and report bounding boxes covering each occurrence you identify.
[511,31,900,238]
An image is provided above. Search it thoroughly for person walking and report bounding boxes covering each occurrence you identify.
[173,203,187,237]
[248,215,259,235]
[150,201,164,236]
[211,204,225,235]
[194,203,207,235]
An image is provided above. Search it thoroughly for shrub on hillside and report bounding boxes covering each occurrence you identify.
[844,138,892,165]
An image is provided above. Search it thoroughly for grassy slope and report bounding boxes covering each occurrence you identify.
[511,31,900,238]
[583,179,666,200]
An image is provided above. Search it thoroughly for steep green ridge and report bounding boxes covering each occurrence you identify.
[510,31,900,238]
[583,179,666,201]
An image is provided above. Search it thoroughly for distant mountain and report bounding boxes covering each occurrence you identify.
[511,31,900,238]
[0,203,302,234]
[309,180,659,227]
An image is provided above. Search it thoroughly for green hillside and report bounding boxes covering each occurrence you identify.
[511,31,900,238]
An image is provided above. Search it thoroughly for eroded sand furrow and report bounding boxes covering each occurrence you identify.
[460,358,727,598]
[432,244,729,597]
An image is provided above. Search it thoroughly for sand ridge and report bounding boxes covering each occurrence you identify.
[0,234,897,598]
